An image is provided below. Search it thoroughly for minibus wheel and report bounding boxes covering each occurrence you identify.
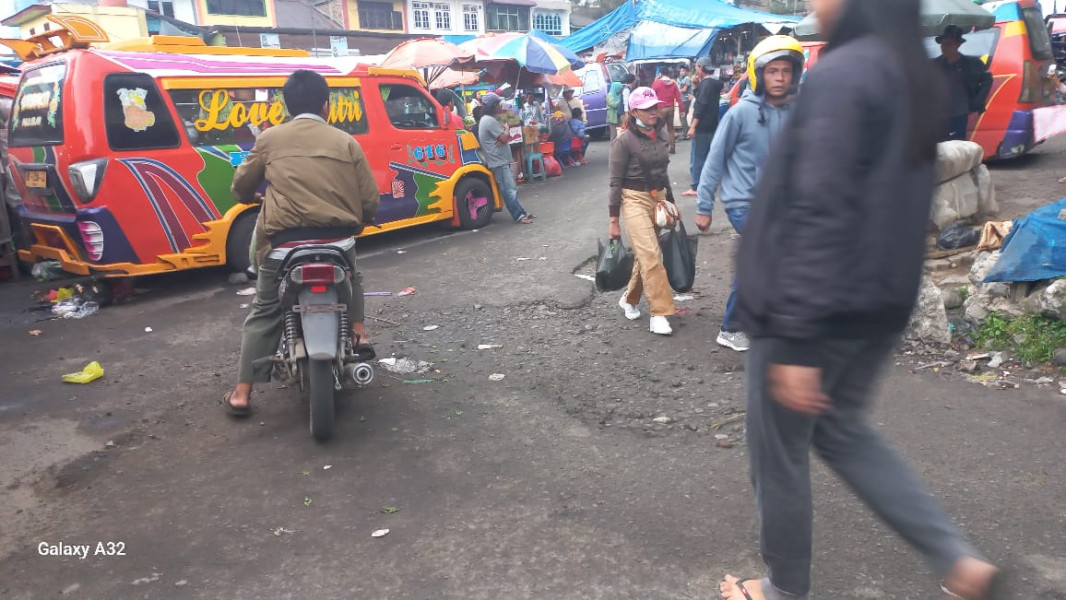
[454,177,494,230]
[226,210,259,273]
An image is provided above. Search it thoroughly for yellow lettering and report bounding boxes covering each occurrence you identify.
[329,91,363,124]
[268,101,286,125]
[194,90,230,132]
[248,102,269,127]
[193,88,359,132]
[228,102,248,129]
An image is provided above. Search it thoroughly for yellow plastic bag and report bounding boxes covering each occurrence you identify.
[62,361,104,384]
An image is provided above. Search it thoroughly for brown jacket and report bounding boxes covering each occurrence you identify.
[607,117,670,217]
[232,115,379,247]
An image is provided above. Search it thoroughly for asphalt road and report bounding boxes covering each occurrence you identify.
[1,138,1065,600]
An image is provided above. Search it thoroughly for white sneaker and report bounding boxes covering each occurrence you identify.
[649,316,673,336]
[619,295,641,320]
[716,330,750,352]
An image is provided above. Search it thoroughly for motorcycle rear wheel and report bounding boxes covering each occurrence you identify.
[308,359,335,442]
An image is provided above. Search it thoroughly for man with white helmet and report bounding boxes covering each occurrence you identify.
[695,35,804,353]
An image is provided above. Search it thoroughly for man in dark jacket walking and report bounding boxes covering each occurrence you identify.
[934,25,992,141]
[718,1,999,599]
[682,57,724,198]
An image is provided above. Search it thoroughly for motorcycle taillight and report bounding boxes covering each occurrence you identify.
[291,263,344,285]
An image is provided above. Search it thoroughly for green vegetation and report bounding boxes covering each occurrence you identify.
[976,313,1066,365]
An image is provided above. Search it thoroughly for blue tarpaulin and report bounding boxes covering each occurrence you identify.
[984,198,1066,283]
[560,0,798,59]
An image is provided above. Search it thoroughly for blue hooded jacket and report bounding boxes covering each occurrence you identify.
[696,89,793,216]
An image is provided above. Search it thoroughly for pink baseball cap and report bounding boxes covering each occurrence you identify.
[629,87,660,110]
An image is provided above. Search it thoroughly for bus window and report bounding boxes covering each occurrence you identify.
[104,73,181,151]
[10,63,66,147]
[1022,5,1053,60]
[607,62,629,83]
[168,87,369,145]
[380,84,439,130]
[924,28,1001,62]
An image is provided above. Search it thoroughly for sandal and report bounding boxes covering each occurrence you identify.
[223,391,251,418]
[720,577,758,600]
[517,216,534,224]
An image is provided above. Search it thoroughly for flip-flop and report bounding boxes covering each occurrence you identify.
[721,579,756,600]
[223,391,251,418]
[516,216,534,224]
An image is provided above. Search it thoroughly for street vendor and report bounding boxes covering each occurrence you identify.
[520,90,544,127]
[561,88,587,124]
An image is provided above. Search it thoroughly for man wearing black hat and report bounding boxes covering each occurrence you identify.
[934,25,993,141]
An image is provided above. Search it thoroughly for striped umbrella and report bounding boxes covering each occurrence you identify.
[484,33,584,75]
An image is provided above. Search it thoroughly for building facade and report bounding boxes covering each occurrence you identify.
[403,0,569,38]
[0,0,573,55]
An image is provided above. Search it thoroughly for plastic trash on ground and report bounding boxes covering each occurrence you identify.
[53,300,100,319]
[936,221,980,250]
[62,361,104,384]
[378,357,433,374]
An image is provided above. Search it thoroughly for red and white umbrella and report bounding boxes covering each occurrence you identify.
[380,37,476,70]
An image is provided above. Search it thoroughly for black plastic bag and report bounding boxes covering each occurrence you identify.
[937,220,980,250]
[660,220,699,293]
[595,238,634,292]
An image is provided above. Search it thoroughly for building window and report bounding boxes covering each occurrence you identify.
[434,3,452,30]
[462,4,479,32]
[206,0,267,17]
[532,10,562,36]
[486,4,527,32]
[359,1,402,30]
[148,0,176,17]
[413,1,454,32]
[412,1,431,29]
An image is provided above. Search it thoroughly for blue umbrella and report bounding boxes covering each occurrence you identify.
[490,33,584,75]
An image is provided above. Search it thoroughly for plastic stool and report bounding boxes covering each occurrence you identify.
[524,152,546,182]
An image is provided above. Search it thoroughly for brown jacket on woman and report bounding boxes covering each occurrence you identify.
[607,116,670,217]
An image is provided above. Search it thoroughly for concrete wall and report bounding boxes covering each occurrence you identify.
[220,29,409,55]
[173,0,198,24]
[19,4,148,40]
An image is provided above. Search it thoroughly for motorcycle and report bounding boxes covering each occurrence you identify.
[267,237,375,441]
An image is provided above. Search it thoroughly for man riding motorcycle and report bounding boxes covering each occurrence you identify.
[223,69,380,417]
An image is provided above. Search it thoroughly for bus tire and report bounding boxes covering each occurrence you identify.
[226,210,258,273]
[454,177,494,230]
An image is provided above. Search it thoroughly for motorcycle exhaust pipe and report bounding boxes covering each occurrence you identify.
[346,362,374,386]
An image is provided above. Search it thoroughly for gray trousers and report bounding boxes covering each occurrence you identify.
[236,247,363,384]
[746,336,977,600]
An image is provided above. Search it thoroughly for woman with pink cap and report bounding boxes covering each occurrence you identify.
[607,86,676,336]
